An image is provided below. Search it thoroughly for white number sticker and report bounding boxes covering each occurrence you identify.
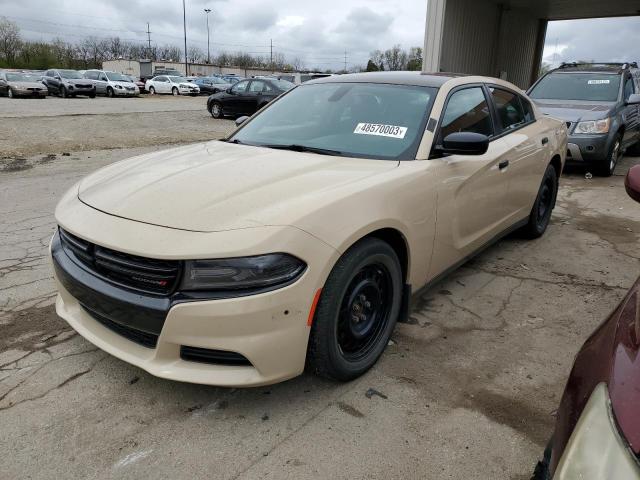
[587,80,610,85]
[354,123,407,139]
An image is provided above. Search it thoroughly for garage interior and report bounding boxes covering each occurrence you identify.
[422,0,640,88]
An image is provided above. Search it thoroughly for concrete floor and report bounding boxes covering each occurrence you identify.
[1,97,639,479]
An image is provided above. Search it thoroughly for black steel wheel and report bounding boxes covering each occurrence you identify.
[523,164,558,238]
[307,237,402,381]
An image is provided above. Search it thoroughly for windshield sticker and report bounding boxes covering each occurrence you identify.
[354,123,407,139]
[587,80,610,85]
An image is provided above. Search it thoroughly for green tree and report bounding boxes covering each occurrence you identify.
[365,59,379,72]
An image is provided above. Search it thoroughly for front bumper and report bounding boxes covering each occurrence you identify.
[553,383,640,479]
[565,133,611,164]
[114,88,139,96]
[12,88,47,97]
[180,88,200,95]
[51,192,338,387]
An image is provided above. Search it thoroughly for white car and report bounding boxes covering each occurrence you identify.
[145,75,200,96]
[84,70,139,97]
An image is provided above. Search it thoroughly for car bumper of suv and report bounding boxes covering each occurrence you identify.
[553,383,640,479]
[565,134,611,164]
[50,196,338,387]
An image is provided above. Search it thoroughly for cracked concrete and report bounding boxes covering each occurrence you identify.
[1,98,639,479]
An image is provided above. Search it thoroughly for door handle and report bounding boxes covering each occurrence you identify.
[499,160,509,170]
[541,137,549,145]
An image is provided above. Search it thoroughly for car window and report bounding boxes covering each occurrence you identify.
[529,73,621,102]
[99,73,108,81]
[84,71,97,80]
[232,80,249,93]
[521,97,535,122]
[249,81,265,93]
[231,82,437,160]
[440,87,493,139]
[156,76,166,82]
[489,87,527,131]
[624,77,635,101]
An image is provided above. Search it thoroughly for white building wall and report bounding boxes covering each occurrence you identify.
[102,60,293,79]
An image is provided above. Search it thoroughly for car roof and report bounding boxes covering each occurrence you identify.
[551,63,636,74]
[308,71,469,87]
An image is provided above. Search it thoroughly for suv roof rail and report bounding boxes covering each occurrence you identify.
[558,61,638,70]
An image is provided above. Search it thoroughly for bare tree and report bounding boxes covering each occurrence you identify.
[383,45,408,71]
[187,45,205,63]
[0,17,21,65]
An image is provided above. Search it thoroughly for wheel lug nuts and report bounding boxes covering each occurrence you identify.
[364,301,371,308]
[352,314,360,323]
[359,314,366,321]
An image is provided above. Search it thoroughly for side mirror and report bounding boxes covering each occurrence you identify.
[440,132,489,156]
[626,93,640,106]
[235,116,249,127]
[625,165,640,203]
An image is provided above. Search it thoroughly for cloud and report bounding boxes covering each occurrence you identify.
[234,8,278,32]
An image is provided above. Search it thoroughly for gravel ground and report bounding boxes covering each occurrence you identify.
[0,96,234,157]
[1,97,639,480]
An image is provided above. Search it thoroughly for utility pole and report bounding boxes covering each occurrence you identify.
[270,39,273,71]
[182,0,188,75]
[146,22,152,57]
[204,8,211,64]
[344,50,347,73]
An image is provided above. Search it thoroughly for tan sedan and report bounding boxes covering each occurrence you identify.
[51,72,567,386]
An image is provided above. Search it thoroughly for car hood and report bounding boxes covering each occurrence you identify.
[532,99,615,122]
[9,81,45,89]
[77,142,399,232]
[64,78,93,85]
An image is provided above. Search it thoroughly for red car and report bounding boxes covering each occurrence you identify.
[535,165,640,478]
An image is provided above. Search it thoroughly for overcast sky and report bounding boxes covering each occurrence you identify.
[1,0,639,71]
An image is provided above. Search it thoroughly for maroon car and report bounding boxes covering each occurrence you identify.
[535,165,640,478]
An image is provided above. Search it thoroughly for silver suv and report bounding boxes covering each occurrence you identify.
[84,70,139,97]
[43,69,96,98]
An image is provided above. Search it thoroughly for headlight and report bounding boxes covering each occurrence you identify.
[179,84,188,89]
[575,118,610,134]
[115,85,123,89]
[180,254,306,291]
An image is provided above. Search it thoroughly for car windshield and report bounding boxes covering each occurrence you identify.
[529,73,621,102]
[168,76,186,83]
[106,72,129,82]
[6,73,39,82]
[59,70,83,79]
[230,82,437,160]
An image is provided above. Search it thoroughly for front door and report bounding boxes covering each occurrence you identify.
[428,85,512,279]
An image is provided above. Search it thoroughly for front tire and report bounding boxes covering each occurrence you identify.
[522,164,558,239]
[7,88,14,99]
[307,238,402,381]
[106,87,114,98]
[210,101,223,118]
[60,87,68,98]
[148,86,155,95]
[172,87,179,96]
[596,134,622,177]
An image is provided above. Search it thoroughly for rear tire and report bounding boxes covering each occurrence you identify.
[306,238,402,381]
[522,164,558,239]
[595,134,622,177]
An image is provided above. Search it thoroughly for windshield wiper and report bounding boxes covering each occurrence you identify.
[261,144,343,156]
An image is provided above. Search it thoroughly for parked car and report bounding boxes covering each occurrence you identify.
[145,75,200,96]
[84,70,139,97]
[51,71,566,387]
[219,75,244,84]
[528,62,640,176]
[142,68,182,82]
[0,71,47,98]
[275,72,333,85]
[43,69,96,98]
[207,78,294,118]
[533,164,640,480]
[125,75,146,93]
[193,76,232,95]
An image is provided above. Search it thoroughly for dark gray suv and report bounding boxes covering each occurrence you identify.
[43,69,96,99]
[528,62,640,176]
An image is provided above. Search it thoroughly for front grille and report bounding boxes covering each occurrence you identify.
[82,305,158,348]
[75,84,91,88]
[180,346,252,366]
[59,228,181,295]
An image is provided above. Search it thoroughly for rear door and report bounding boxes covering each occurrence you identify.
[428,85,514,279]
[487,86,544,220]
